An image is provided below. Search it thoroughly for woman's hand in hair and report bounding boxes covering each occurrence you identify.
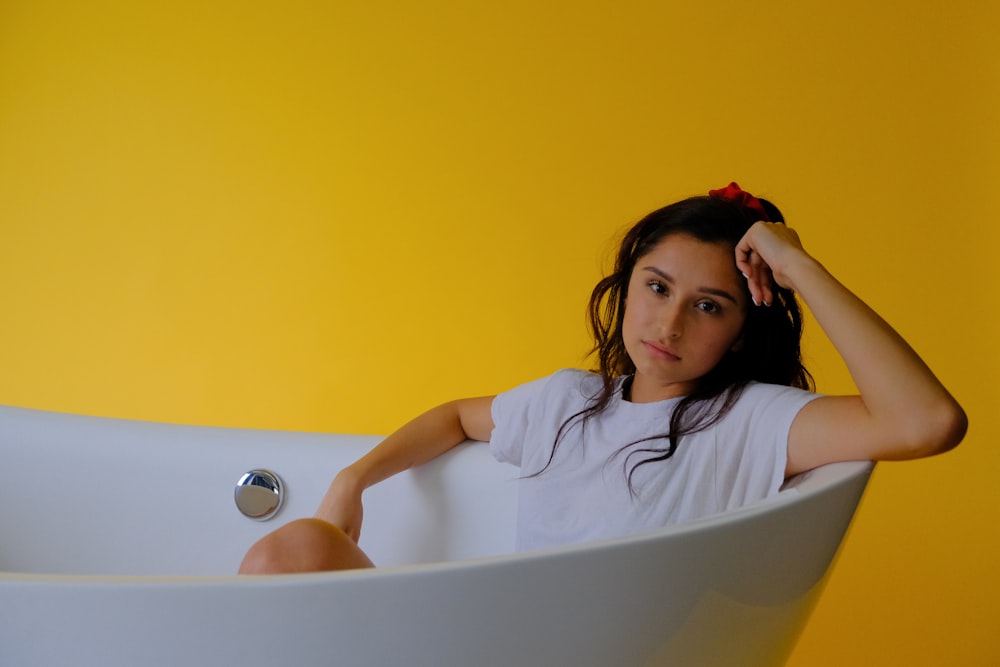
[734,221,813,307]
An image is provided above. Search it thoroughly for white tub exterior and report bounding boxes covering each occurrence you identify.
[0,405,872,666]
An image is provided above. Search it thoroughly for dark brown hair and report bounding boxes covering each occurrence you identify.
[534,194,813,492]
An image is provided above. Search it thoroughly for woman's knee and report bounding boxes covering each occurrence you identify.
[239,518,375,575]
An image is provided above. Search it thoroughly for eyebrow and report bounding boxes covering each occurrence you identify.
[640,266,741,304]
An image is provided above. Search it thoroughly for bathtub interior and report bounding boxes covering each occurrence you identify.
[0,404,871,578]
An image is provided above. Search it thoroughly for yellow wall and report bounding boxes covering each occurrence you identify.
[1,1,996,663]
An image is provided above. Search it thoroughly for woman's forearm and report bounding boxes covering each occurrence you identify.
[345,401,471,489]
[314,397,494,528]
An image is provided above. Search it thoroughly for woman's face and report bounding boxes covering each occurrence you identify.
[621,233,749,403]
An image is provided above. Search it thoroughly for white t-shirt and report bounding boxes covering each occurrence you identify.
[490,369,819,551]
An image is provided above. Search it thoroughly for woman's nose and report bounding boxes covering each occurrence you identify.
[659,303,684,339]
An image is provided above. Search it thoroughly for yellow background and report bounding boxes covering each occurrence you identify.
[1,1,996,663]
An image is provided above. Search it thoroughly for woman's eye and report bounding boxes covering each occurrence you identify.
[697,301,721,314]
[648,280,667,295]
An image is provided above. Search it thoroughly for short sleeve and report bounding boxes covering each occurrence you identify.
[489,374,551,466]
[489,370,593,467]
[714,382,821,509]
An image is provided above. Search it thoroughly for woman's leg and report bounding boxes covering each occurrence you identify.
[238,518,375,575]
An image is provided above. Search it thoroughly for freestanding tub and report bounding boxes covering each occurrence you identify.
[0,404,872,666]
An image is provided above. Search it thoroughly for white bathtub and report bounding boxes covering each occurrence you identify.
[0,404,872,666]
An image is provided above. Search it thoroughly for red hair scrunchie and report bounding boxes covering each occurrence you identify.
[708,182,770,222]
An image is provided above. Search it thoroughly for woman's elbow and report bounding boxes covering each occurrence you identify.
[936,400,968,453]
[903,399,968,459]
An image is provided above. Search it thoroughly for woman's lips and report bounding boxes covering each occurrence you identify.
[643,341,681,361]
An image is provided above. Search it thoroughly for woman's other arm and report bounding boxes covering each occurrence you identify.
[315,396,495,540]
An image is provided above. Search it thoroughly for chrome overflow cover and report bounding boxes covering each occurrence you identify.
[235,469,284,520]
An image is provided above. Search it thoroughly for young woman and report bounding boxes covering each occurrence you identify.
[239,183,966,574]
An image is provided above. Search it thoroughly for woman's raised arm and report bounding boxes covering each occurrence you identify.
[735,222,967,476]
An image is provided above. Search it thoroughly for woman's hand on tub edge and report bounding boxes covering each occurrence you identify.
[315,468,366,542]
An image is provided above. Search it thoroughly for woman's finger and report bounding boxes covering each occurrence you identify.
[738,247,772,307]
